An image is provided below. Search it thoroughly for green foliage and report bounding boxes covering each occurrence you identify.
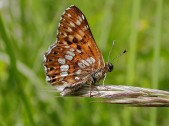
[0,0,169,126]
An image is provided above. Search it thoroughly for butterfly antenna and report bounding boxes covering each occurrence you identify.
[103,40,115,86]
[111,49,127,62]
[108,40,115,62]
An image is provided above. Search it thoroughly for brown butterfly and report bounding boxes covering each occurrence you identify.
[43,5,114,96]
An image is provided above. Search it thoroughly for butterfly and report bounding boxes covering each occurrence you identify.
[43,5,114,96]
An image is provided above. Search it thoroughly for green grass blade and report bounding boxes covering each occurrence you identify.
[150,0,163,126]
[0,15,35,125]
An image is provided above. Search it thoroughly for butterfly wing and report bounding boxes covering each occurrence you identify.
[44,5,105,91]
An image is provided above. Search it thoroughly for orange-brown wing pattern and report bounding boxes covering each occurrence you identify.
[44,5,105,91]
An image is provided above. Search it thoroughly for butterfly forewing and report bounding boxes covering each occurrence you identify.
[44,5,105,92]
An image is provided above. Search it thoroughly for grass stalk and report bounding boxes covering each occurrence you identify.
[62,85,169,107]
[125,0,141,125]
[150,0,163,126]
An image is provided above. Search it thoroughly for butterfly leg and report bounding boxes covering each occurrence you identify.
[88,75,97,97]
[102,73,107,86]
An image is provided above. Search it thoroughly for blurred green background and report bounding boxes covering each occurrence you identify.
[0,0,169,126]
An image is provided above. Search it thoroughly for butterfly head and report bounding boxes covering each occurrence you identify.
[105,62,114,72]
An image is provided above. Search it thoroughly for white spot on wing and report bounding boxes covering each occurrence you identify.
[67,14,71,17]
[70,48,75,52]
[83,26,87,31]
[90,57,95,63]
[46,76,51,82]
[76,69,82,75]
[60,65,69,71]
[65,55,73,60]
[58,22,61,27]
[59,77,64,81]
[78,62,86,69]
[43,55,46,62]
[82,15,85,20]
[66,51,75,56]
[70,22,75,27]
[77,49,82,53]
[44,65,47,72]
[81,59,90,66]
[67,27,72,32]
[86,57,93,64]
[78,30,84,36]
[75,34,82,40]
[60,71,68,77]
[76,20,81,25]
[75,77,80,80]
[68,35,73,41]
[63,32,67,36]
[63,40,67,44]
[65,46,70,48]
[58,58,66,64]
[78,16,82,22]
